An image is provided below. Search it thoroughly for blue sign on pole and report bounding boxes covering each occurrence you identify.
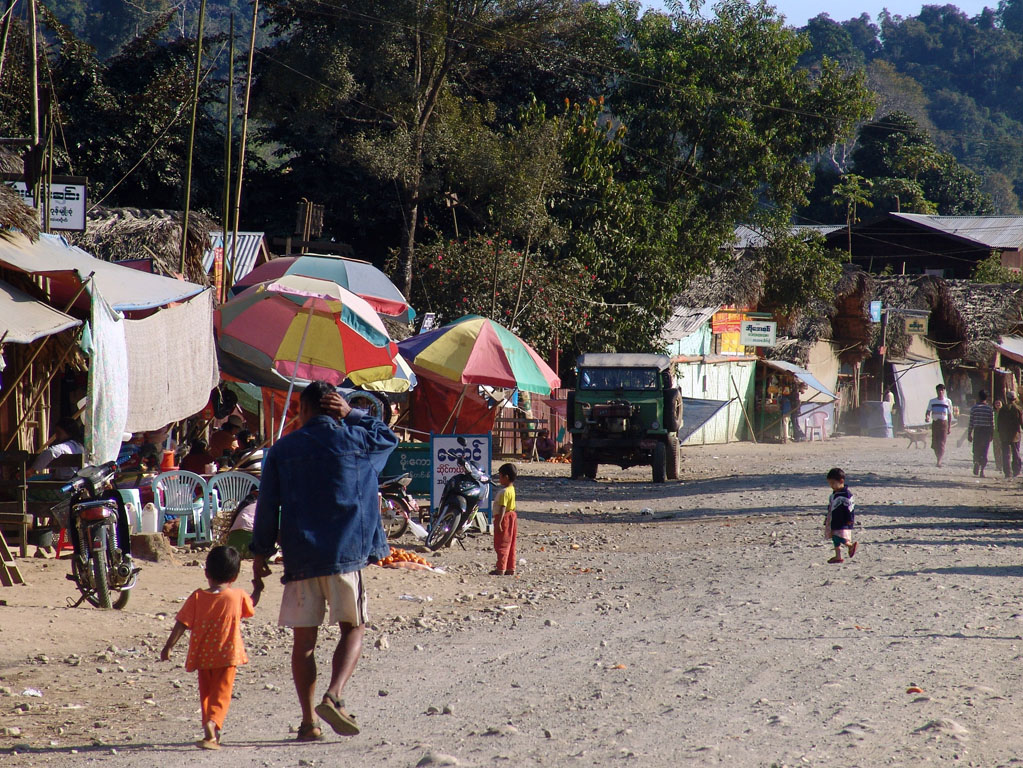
[870,300,882,324]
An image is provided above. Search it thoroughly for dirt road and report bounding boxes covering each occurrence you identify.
[3,429,1023,767]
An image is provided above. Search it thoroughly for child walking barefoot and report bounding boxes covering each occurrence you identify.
[491,463,518,576]
[161,546,261,749]
[824,467,858,564]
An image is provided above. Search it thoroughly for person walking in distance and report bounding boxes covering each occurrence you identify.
[998,391,1023,478]
[967,389,995,478]
[924,383,953,467]
[251,381,398,741]
[992,398,1004,474]
[823,467,857,564]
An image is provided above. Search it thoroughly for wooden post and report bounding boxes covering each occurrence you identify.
[731,374,756,445]
[180,0,207,275]
[229,0,259,293]
[221,13,235,304]
[0,0,14,86]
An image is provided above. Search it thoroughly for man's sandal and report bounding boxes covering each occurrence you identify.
[296,722,324,742]
[315,691,360,735]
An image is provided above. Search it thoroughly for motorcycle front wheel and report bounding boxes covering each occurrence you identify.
[382,498,410,540]
[425,504,461,550]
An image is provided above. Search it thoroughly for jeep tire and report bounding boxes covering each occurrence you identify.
[666,434,680,480]
[571,442,585,480]
[664,389,683,433]
[652,441,666,483]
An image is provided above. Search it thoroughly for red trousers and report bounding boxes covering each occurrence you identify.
[197,666,237,730]
[494,511,517,572]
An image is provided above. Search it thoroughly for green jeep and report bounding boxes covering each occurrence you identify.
[568,353,683,483]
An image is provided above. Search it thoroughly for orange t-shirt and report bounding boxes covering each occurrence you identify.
[176,587,254,672]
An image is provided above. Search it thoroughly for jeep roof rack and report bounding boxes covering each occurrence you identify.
[576,353,671,370]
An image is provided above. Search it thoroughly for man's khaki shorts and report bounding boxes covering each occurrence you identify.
[278,571,368,628]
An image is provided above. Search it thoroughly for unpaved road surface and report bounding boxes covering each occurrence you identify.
[3,429,1023,767]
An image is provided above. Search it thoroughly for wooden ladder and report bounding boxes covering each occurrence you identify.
[0,530,25,586]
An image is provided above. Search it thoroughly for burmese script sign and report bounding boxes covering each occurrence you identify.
[1,175,88,232]
[740,320,777,347]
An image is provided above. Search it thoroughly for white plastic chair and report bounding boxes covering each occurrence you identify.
[208,471,259,517]
[805,411,829,442]
[153,470,212,546]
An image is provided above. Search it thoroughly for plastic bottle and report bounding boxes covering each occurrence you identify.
[140,503,159,534]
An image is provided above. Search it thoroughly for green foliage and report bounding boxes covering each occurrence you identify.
[972,251,1022,283]
[409,235,593,355]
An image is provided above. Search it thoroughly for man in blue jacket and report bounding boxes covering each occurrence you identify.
[251,380,397,742]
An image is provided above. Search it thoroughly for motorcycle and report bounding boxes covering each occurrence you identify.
[425,458,496,551]
[56,461,140,610]
[379,472,428,541]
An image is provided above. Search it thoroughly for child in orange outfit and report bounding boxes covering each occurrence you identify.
[161,545,261,749]
[491,463,518,576]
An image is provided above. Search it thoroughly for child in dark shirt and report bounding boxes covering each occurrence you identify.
[824,467,858,564]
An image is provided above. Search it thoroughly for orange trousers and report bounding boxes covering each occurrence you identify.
[197,666,237,730]
[494,511,517,572]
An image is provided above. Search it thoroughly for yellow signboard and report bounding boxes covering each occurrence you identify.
[905,316,928,335]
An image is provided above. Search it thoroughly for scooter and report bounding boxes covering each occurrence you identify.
[425,458,495,551]
[57,461,140,609]
[379,473,428,541]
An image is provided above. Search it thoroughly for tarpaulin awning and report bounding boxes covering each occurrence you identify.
[997,336,1023,364]
[761,359,837,401]
[0,280,81,343]
[678,397,730,443]
[891,359,943,428]
[0,232,205,311]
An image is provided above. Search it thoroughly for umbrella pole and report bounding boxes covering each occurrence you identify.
[276,305,315,441]
[441,385,467,433]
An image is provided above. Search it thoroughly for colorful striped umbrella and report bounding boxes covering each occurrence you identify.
[231,253,412,319]
[216,275,398,388]
[397,315,560,396]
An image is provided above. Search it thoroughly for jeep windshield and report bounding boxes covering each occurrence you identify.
[578,367,660,391]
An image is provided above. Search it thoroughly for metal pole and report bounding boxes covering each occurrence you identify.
[221,13,235,303]
[276,303,314,441]
[229,0,258,294]
[28,0,38,145]
[180,0,207,275]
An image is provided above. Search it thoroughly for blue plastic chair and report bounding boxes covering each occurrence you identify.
[153,470,212,546]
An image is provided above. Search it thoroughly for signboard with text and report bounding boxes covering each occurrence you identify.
[905,316,929,335]
[1,174,88,232]
[739,320,777,347]
[430,434,492,516]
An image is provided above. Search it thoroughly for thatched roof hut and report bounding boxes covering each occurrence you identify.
[67,206,213,286]
[869,275,967,362]
[944,281,1023,367]
[0,184,39,243]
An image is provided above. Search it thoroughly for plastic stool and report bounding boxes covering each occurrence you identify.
[55,528,74,556]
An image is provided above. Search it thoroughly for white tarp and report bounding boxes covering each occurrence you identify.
[0,232,205,311]
[892,359,944,427]
[122,290,220,432]
[0,280,80,344]
[84,286,129,464]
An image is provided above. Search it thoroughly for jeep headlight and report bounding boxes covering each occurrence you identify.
[574,420,583,429]
[651,420,660,430]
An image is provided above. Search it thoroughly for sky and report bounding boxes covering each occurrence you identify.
[647,0,996,28]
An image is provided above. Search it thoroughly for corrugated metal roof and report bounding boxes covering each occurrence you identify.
[662,305,718,342]
[203,231,266,280]
[892,213,1023,249]
[732,224,843,249]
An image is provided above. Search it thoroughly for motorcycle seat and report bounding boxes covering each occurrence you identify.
[378,473,411,487]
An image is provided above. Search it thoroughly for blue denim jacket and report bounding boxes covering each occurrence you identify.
[251,410,398,583]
